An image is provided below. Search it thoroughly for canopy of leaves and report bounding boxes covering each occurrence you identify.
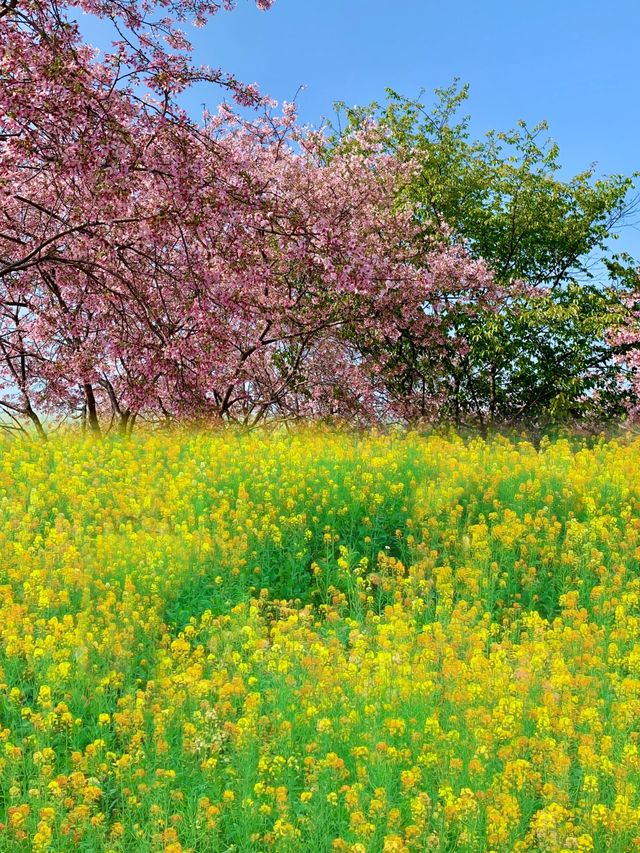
[327,82,640,434]
[329,80,638,289]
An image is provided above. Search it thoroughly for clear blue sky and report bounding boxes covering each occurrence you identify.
[83,0,640,260]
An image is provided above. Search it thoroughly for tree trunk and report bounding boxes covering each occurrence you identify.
[84,383,101,435]
[118,409,131,435]
[489,363,497,426]
[26,407,47,441]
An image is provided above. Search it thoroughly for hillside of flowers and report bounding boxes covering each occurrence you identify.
[1,429,640,851]
[3,0,640,850]
[1,0,639,437]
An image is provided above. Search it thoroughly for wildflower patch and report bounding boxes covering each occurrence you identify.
[0,430,639,851]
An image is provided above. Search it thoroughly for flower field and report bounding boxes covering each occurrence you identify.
[2,430,640,852]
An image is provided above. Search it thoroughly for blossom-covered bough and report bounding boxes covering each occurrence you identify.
[0,0,503,436]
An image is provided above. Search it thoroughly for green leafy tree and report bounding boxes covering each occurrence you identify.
[328,81,640,433]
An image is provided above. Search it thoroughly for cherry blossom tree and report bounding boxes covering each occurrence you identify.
[606,274,640,422]
[0,0,274,432]
[1,0,505,435]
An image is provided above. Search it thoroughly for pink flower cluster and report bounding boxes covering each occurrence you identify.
[0,0,502,432]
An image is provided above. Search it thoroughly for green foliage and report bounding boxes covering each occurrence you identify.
[331,80,637,287]
[443,285,633,433]
[328,81,640,431]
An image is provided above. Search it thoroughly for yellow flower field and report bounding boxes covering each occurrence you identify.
[2,429,640,851]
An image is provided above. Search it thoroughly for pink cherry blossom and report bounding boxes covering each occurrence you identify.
[0,0,503,434]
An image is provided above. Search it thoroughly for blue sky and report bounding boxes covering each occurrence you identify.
[83,0,640,260]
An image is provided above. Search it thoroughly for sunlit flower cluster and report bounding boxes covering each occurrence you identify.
[1,429,640,851]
